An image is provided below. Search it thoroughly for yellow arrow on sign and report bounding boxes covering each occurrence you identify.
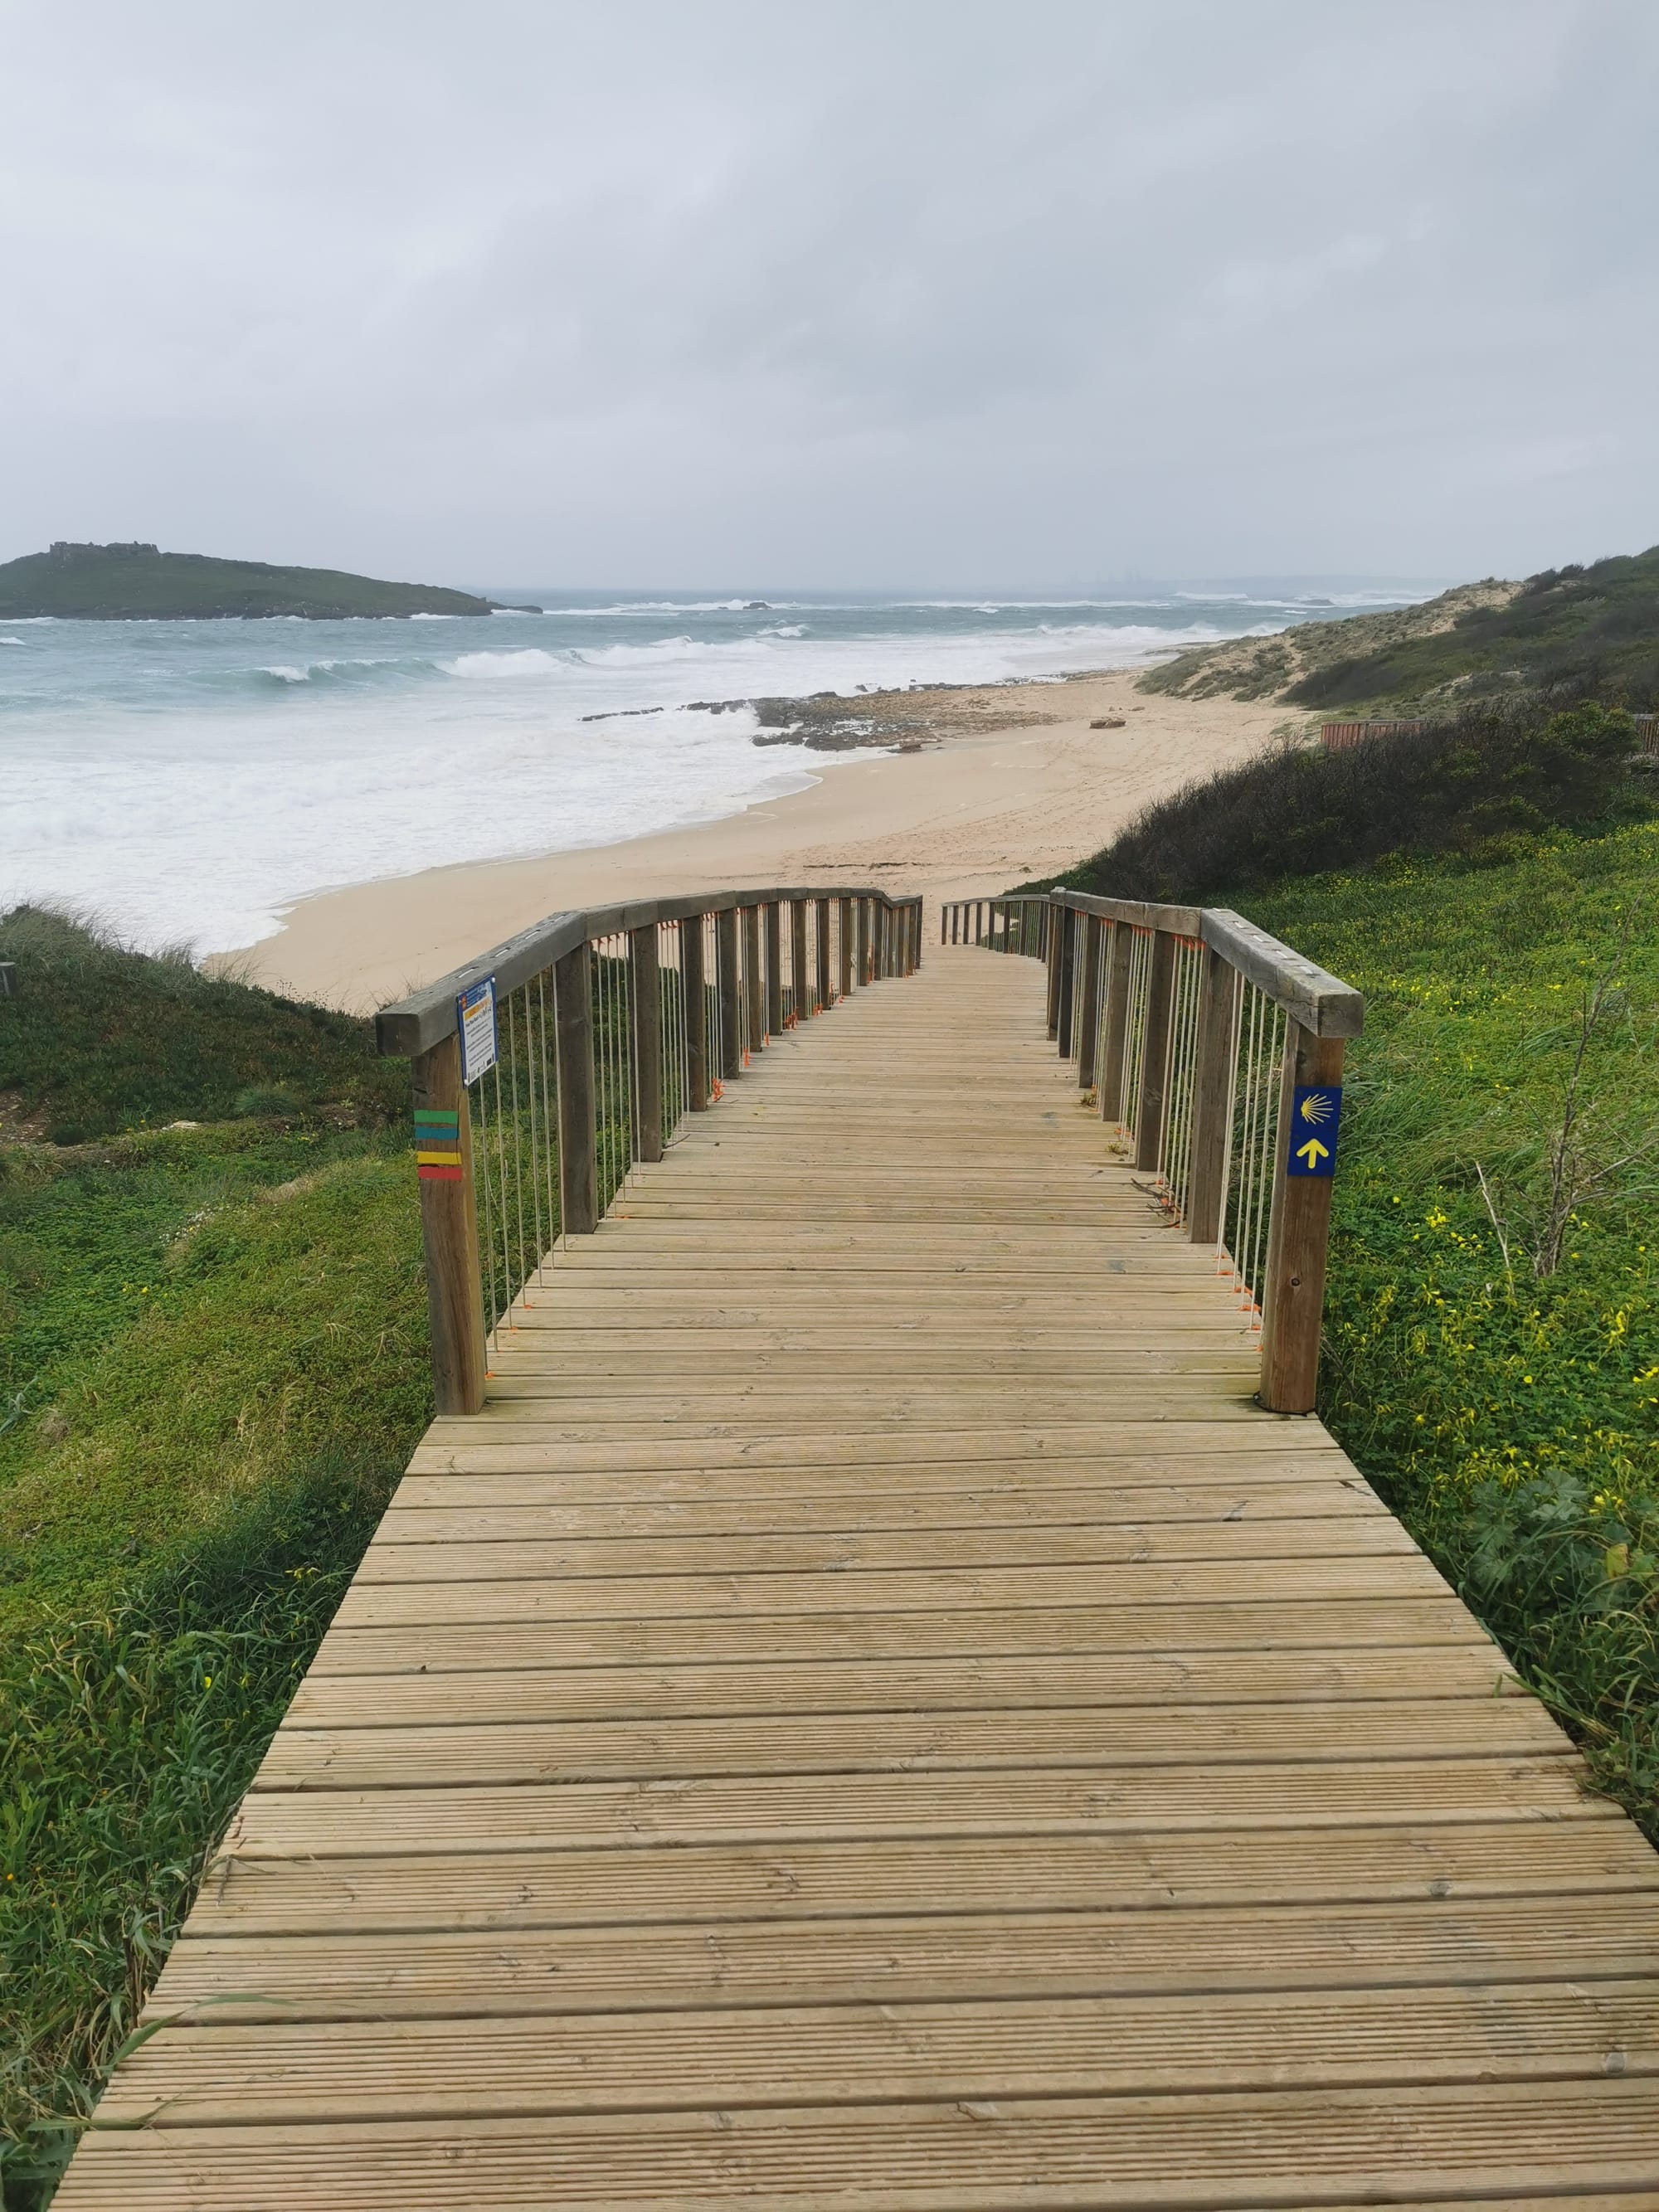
[1296,1138,1330,1168]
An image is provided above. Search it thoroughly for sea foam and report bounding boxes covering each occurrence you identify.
[0,585,1423,955]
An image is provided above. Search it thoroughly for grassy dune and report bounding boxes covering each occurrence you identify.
[0,914,426,2205]
[1141,544,1659,714]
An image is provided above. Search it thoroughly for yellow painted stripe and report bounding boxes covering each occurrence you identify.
[415,1150,462,1167]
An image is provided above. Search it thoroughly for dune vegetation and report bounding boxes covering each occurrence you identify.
[1142,544,1659,715]
[0,912,427,2205]
[1056,707,1659,1851]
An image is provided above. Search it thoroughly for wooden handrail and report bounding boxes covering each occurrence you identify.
[376,885,923,1057]
[382,887,923,1413]
[942,891,1361,1417]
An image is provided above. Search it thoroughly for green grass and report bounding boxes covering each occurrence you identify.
[0,1128,430,1623]
[1237,818,1659,1834]
[0,1461,398,2205]
[0,914,432,2205]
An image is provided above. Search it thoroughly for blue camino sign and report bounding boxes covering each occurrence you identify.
[1286,1084,1341,1177]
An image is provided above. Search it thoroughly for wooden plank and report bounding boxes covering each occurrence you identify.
[329,1554,1452,1628]
[226,1757,1606,1858]
[168,1821,1659,1937]
[250,1697,1567,1791]
[51,2080,1659,2209]
[348,1517,1419,1586]
[307,1597,1490,1677]
[286,1644,1517,1727]
[374,1480,1384,1536]
[100,1981,1659,2122]
[149,1898,1659,2022]
[388,1454,1369,1503]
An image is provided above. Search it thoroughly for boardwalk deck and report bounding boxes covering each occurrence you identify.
[59,947,1659,2207]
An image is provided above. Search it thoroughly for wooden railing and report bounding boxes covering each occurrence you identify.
[942,892,1363,1414]
[377,888,924,1412]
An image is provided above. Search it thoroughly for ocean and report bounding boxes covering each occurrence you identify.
[0,586,1428,955]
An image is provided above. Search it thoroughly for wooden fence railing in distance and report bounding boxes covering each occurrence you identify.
[378,888,924,1414]
[941,891,1361,1415]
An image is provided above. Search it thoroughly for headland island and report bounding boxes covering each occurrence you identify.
[0,539,542,620]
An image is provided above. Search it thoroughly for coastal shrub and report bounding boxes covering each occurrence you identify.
[1284,543,1659,709]
[0,907,403,1140]
[1056,700,1645,904]
[231,1082,304,1118]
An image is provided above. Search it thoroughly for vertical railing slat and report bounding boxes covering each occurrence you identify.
[629,923,663,1166]
[553,940,597,1235]
[1258,1022,1346,1413]
[1132,928,1178,1174]
[410,1031,487,1415]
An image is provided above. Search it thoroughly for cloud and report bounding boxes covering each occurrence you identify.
[1,0,1655,582]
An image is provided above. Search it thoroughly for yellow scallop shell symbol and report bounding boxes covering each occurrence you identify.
[1298,1091,1334,1125]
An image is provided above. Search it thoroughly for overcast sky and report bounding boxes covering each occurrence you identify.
[3,0,1655,589]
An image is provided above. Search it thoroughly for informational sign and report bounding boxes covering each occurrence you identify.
[457,975,499,1087]
[1286,1084,1341,1177]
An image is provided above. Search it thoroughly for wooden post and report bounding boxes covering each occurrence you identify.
[815,897,832,1006]
[1186,946,1240,1243]
[1075,914,1104,1090]
[553,940,597,1233]
[742,904,763,1055]
[1044,902,1064,1038]
[855,897,870,984]
[410,1031,487,1415]
[684,915,710,1110]
[629,922,663,1164]
[790,897,809,1018]
[1259,1024,1347,1414]
[765,901,784,1035]
[940,907,947,946]
[1056,909,1078,1059]
[838,896,854,999]
[716,906,742,1077]
[872,902,886,980]
[1133,927,1179,1174]
[1098,922,1134,1123]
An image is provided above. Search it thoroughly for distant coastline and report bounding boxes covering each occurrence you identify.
[0,540,543,622]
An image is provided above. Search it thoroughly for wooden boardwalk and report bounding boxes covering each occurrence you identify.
[61,946,1659,2207]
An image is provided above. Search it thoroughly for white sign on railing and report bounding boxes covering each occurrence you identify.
[457,975,499,1086]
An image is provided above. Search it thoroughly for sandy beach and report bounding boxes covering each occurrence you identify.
[223,668,1295,1011]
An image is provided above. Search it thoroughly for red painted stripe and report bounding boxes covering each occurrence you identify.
[417,1164,465,1182]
